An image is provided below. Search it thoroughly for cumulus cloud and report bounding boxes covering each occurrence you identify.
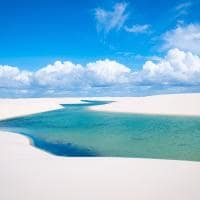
[33,59,131,89]
[125,24,150,33]
[94,3,128,33]
[86,59,131,86]
[34,61,85,89]
[0,49,200,97]
[0,59,133,91]
[162,24,200,54]
[140,48,200,85]
[0,65,32,88]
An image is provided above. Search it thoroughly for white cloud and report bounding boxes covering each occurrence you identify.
[0,49,200,97]
[140,48,200,85]
[34,59,132,89]
[34,61,85,89]
[94,3,128,33]
[94,3,151,36]
[0,65,32,88]
[175,1,192,17]
[162,24,200,54]
[86,59,131,86]
[125,24,150,33]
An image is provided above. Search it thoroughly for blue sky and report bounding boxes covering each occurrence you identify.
[0,0,200,97]
[0,0,199,69]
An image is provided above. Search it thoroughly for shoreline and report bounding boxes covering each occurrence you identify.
[1,94,200,199]
[2,130,199,162]
[0,98,84,121]
[1,94,200,122]
[1,130,200,200]
[3,130,200,162]
[90,93,200,116]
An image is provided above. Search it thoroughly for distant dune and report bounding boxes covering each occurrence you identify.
[0,94,200,121]
[91,93,200,116]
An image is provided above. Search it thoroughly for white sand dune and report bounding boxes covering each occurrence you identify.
[0,94,200,200]
[91,93,200,116]
[1,132,200,200]
[0,98,82,120]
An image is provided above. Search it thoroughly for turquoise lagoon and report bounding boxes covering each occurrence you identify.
[0,100,200,161]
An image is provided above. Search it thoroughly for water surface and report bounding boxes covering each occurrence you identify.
[0,100,200,161]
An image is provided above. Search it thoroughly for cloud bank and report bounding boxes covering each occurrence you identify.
[1,48,200,97]
[0,65,32,88]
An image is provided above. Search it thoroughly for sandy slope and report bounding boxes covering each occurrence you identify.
[0,94,200,200]
[91,93,200,116]
[1,131,200,200]
[0,98,82,120]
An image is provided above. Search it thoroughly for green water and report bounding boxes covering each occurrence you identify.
[0,100,200,161]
